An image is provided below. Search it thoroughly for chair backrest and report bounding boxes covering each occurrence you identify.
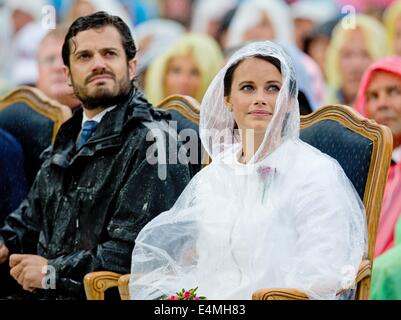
[0,86,72,186]
[299,104,392,299]
[156,94,204,174]
[156,94,200,124]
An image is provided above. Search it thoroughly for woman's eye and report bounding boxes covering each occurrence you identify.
[170,66,182,74]
[240,85,254,91]
[190,68,200,77]
[266,85,280,92]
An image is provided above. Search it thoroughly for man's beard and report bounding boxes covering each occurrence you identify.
[72,72,132,110]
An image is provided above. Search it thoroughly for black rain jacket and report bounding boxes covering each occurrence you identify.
[0,88,192,299]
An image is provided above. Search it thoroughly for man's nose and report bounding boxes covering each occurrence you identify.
[91,54,107,72]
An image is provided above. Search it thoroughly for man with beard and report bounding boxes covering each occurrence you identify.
[0,11,192,299]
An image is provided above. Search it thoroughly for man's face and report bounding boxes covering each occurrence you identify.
[65,25,136,109]
[366,71,401,146]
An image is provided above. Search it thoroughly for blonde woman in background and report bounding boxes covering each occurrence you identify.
[383,0,401,56]
[325,14,388,106]
[144,33,224,105]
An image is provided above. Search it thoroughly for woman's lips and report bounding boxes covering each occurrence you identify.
[249,110,273,116]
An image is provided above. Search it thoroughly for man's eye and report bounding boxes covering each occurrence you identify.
[105,51,116,57]
[78,54,90,60]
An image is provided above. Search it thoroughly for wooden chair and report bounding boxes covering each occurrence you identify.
[156,94,200,124]
[0,86,72,186]
[118,274,131,301]
[253,104,392,300]
[84,104,392,300]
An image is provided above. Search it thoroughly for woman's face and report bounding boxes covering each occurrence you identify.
[338,28,373,103]
[225,57,282,134]
[164,55,201,98]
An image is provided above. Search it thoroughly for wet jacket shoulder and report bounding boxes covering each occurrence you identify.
[0,88,192,299]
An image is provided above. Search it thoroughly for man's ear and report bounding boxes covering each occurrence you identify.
[128,58,137,81]
[64,67,72,86]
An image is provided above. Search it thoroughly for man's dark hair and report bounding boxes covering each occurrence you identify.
[223,55,281,97]
[62,11,136,68]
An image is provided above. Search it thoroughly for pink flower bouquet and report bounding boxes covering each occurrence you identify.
[165,287,206,300]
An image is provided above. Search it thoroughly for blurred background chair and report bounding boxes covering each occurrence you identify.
[0,86,72,187]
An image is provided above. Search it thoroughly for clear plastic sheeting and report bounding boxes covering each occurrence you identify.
[130,41,367,300]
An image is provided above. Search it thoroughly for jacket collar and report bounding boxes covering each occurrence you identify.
[50,87,158,167]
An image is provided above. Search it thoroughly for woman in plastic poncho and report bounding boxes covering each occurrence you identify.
[129,41,367,300]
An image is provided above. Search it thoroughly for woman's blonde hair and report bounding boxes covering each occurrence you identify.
[144,33,224,105]
[325,14,388,103]
[384,0,401,54]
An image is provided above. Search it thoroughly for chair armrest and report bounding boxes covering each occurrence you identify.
[252,259,371,300]
[118,274,131,300]
[252,288,309,300]
[84,271,122,300]
[355,259,371,283]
